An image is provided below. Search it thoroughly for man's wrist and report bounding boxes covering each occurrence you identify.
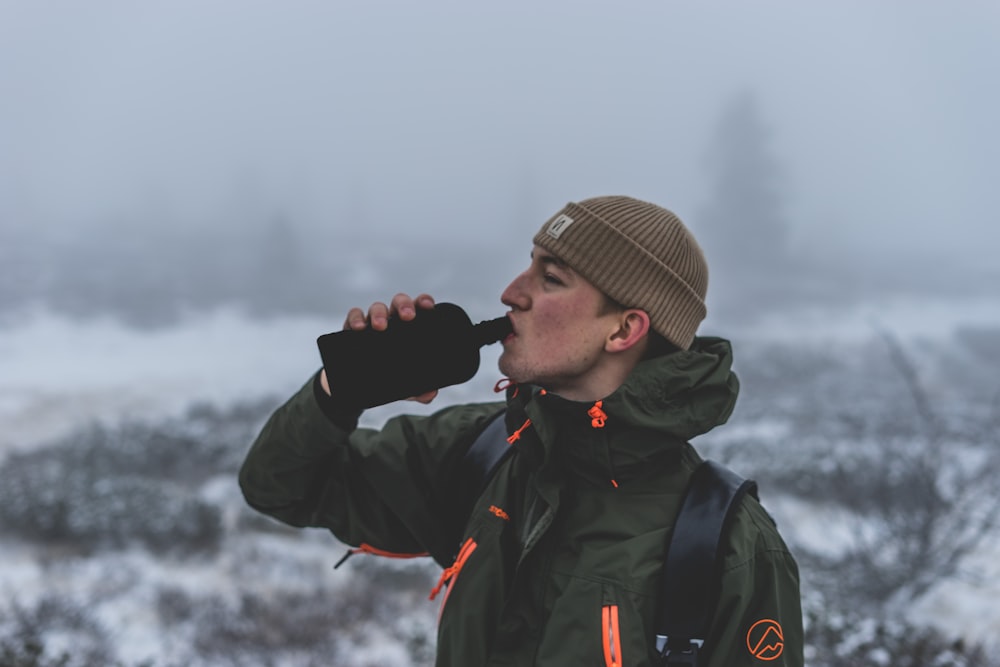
[311,370,363,431]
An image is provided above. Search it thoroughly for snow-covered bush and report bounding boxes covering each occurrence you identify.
[0,596,135,667]
[149,565,436,666]
[0,459,221,553]
[803,603,992,667]
[0,400,273,554]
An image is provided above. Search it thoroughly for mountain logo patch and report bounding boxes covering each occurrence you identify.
[746,618,784,661]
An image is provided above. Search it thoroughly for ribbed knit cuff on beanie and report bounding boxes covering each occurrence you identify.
[532,196,708,350]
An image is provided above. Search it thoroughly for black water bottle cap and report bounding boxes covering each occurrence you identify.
[471,314,514,347]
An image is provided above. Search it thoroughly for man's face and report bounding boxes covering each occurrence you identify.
[498,245,624,400]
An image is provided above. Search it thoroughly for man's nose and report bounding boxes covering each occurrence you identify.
[500,271,530,310]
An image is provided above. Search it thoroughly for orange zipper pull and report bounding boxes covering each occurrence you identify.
[429,537,478,600]
[494,378,519,398]
[588,401,607,428]
[334,547,358,569]
[506,418,532,444]
[335,543,428,569]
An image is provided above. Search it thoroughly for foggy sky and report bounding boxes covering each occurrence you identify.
[2,1,999,275]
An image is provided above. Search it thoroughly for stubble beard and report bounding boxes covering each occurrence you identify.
[498,349,535,387]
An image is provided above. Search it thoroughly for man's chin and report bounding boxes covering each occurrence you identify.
[497,356,524,384]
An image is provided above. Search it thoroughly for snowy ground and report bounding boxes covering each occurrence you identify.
[0,303,509,453]
[1,295,999,663]
[4,294,997,450]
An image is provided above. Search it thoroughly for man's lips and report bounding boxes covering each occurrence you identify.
[502,314,516,343]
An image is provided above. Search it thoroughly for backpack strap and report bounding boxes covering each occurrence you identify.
[655,460,759,666]
[456,409,512,517]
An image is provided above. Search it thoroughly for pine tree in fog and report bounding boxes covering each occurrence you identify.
[248,213,315,315]
[697,90,796,316]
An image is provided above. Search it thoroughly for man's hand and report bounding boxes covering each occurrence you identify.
[342,292,436,332]
[320,293,439,404]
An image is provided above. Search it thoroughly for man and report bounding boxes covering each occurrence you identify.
[240,195,803,666]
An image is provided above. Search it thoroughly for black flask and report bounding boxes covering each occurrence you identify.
[317,302,512,409]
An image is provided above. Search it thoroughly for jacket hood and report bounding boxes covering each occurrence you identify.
[605,335,739,440]
[506,336,739,481]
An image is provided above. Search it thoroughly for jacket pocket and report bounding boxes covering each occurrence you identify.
[535,577,654,666]
[602,603,624,667]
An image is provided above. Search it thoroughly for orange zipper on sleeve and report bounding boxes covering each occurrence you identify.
[356,543,427,558]
[334,543,428,568]
[602,604,623,667]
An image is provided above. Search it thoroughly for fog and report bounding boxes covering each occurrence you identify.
[1,0,998,326]
[3,5,1000,663]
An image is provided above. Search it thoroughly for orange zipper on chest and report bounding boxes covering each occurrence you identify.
[602,604,623,667]
[429,536,478,624]
[429,537,477,600]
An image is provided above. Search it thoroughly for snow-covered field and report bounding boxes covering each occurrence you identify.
[0,304,506,666]
[4,294,997,449]
[1,295,998,665]
[0,302,511,452]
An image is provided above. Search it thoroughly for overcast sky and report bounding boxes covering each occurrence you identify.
[2,1,998,274]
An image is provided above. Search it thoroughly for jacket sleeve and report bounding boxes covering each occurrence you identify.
[701,497,804,667]
[238,372,504,565]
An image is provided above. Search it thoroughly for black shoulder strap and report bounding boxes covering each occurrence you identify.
[655,460,758,666]
[456,409,512,514]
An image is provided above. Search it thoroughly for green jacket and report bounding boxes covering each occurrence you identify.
[240,337,803,666]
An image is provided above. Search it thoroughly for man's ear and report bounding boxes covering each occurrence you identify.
[606,309,650,353]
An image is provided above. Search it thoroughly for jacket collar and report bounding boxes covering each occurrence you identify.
[504,337,739,482]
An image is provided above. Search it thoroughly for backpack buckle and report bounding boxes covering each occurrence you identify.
[656,635,702,666]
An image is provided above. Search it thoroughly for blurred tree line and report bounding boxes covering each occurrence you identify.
[1,88,990,330]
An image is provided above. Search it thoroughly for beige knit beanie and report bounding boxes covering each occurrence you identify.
[532,196,708,350]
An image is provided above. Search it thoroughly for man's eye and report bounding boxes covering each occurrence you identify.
[544,273,563,285]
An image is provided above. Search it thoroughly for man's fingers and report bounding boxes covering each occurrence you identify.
[391,293,417,321]
[408,390,439,404]
[342,302,389,331]
[343,307,368,331]
[414,293,436,311]
[368,302,390,330]
[342,294,435,331]
[389,293,435,320]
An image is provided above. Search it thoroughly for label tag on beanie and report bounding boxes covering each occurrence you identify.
[546,214,575,239]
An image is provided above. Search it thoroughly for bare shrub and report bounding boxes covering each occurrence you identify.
[0,399,276,555]
[153,554,436,667]
[165,584,380,666]
[804,606,994,667]
[0,597,120,667]
[792,329,1000,615]
[0,454,222,554]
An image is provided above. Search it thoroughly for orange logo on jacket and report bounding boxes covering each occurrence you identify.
[746,619,784,661]
[488,505,510,521]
